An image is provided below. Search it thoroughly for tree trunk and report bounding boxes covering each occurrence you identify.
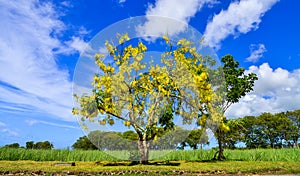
[138,137,149,164]
[217,136,225,160]
[294,139,299,148]
[214,133,226,161]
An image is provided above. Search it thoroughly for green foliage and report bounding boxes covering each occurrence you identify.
[2,141,53,150]
[33,141,53,150]
[73,128,209,151]
[72,136,98,150]
[241,111,299,149]
[25,141,34,149]
[24,141,53,150]
[213,54,258,113]
[3,143,20,148]
[184,129,209,150]
[286,110,300,148]
[219,109,299,149]
[210,54,258,160]
[223,118,245,149]
[122,130,138,140]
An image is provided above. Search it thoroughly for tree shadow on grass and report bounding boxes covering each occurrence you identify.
[185,159,218,163]
[95,160,180,166]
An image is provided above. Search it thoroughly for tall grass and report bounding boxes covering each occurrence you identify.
[0,148,117,162]
[225,148,300,162]
[0,148,299,162]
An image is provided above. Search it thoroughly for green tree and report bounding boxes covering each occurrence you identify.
[153,127,189,150]
[258,112,287,148]
[242,115,267,148]
[223,118,245,149]
[258,112,299,148]
[72,136,98,150]
[73,34,214,163]
[286,110,300,148]
[275,112,298,148]
[34,141,53,150]
[3,143,20,148]
[184,129,208,150]
[122,130,138,141]
[26,141,34,149]
[210,55,258,160]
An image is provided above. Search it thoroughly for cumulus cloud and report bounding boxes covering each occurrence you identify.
[137,0,218,37]
[204,0,279,49]
[0,0,76,121]
[226,63,300,118]
[246,44,267,63]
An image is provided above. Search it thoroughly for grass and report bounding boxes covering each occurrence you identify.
[224,148,300,162]
[0,160,299,175]
[0,148,299,175]
[0,148,299,162]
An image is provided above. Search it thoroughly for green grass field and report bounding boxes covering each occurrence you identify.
[0,148,299,162]
[1,148,299,175]
[0,160,299,175]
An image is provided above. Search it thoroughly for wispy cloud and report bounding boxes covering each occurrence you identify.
[137,0,218,37]
[25,119,79,129]
[0,122,6,127]
[246,44,267,63]
[0,0,77,121]
[1,128,19,137]
[204,0,279,49]
[226,63,300,118]
[64,37,89,54]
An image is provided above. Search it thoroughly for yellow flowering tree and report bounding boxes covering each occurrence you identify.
[73,34,214,164]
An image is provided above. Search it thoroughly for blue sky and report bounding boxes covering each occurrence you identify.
[0,0,300,149]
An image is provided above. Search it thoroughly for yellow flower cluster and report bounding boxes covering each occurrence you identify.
[117,33,130,44]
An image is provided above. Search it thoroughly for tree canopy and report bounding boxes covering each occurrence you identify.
[72,34,219,163]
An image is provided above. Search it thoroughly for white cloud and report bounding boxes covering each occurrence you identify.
[138,0,218,37]
[119,0,126,3]
[226,63,300,118]
[77,26,90,35]
[64,36,89,54]
[0,0,75,121]
[204,0,279,49]
[0,122,6,127]
[1,129,19,137]
[246,44,267,63]
[25,120,39,126]
[61,1,72,7]
[25,119,78,129]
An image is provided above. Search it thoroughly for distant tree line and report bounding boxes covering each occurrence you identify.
[1,141,53,150]
[223,109,300,149]
[72,128,209,150]
[73,109,299,150]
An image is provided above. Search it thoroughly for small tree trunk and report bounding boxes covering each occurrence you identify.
[138,136,149,164]
[217,136,225,160]
[294,139,299,148]
[214,132,226,161]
